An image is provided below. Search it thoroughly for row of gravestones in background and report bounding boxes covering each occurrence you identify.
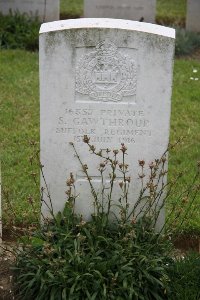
[0,0,199,32]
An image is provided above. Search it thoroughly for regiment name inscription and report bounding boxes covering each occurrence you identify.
[56,108,151,144]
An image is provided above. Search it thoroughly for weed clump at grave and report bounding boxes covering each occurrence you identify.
[175,28,200,56]
[12,137,200,300]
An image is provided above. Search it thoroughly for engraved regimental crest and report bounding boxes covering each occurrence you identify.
[75,41,137,102]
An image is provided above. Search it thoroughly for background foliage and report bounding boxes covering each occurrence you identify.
[0,13,39,51]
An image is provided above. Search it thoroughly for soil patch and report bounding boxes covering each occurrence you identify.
[177,47,200,60]
[173,235,200,253]
[0,243,15,300]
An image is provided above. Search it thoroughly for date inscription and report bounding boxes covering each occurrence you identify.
[56,108,151,145]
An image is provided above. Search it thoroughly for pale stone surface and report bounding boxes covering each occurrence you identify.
[84,0,156,23]
[0,0,60,22]
[186,0,200,32]
[40,19,175,229]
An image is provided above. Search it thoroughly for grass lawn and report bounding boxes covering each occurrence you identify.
[156,0,186,25]
[60,0,187,25]
[0,50,200,233]
[60,0,83,18]
[0,50,40,225]
[169,59,200,233]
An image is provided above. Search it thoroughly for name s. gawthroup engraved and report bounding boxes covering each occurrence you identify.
[76,41,137,102]
[56,108,151,144]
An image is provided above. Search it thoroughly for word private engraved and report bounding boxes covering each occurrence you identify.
[75,41,137,102]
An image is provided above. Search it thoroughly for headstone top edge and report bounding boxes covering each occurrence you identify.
[39,18,175,39]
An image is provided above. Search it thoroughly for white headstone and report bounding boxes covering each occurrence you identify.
[0,0,60,22]
[40,19,175,229]
[186,0,200,32]
[84,0,156,23]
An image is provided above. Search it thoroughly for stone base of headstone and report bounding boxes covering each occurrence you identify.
[186,0,200,32]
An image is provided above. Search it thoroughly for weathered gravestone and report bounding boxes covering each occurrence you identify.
[84,0,156,23]
[186,0,200,32]
[0,0,60,22]
[40,19,175,229]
